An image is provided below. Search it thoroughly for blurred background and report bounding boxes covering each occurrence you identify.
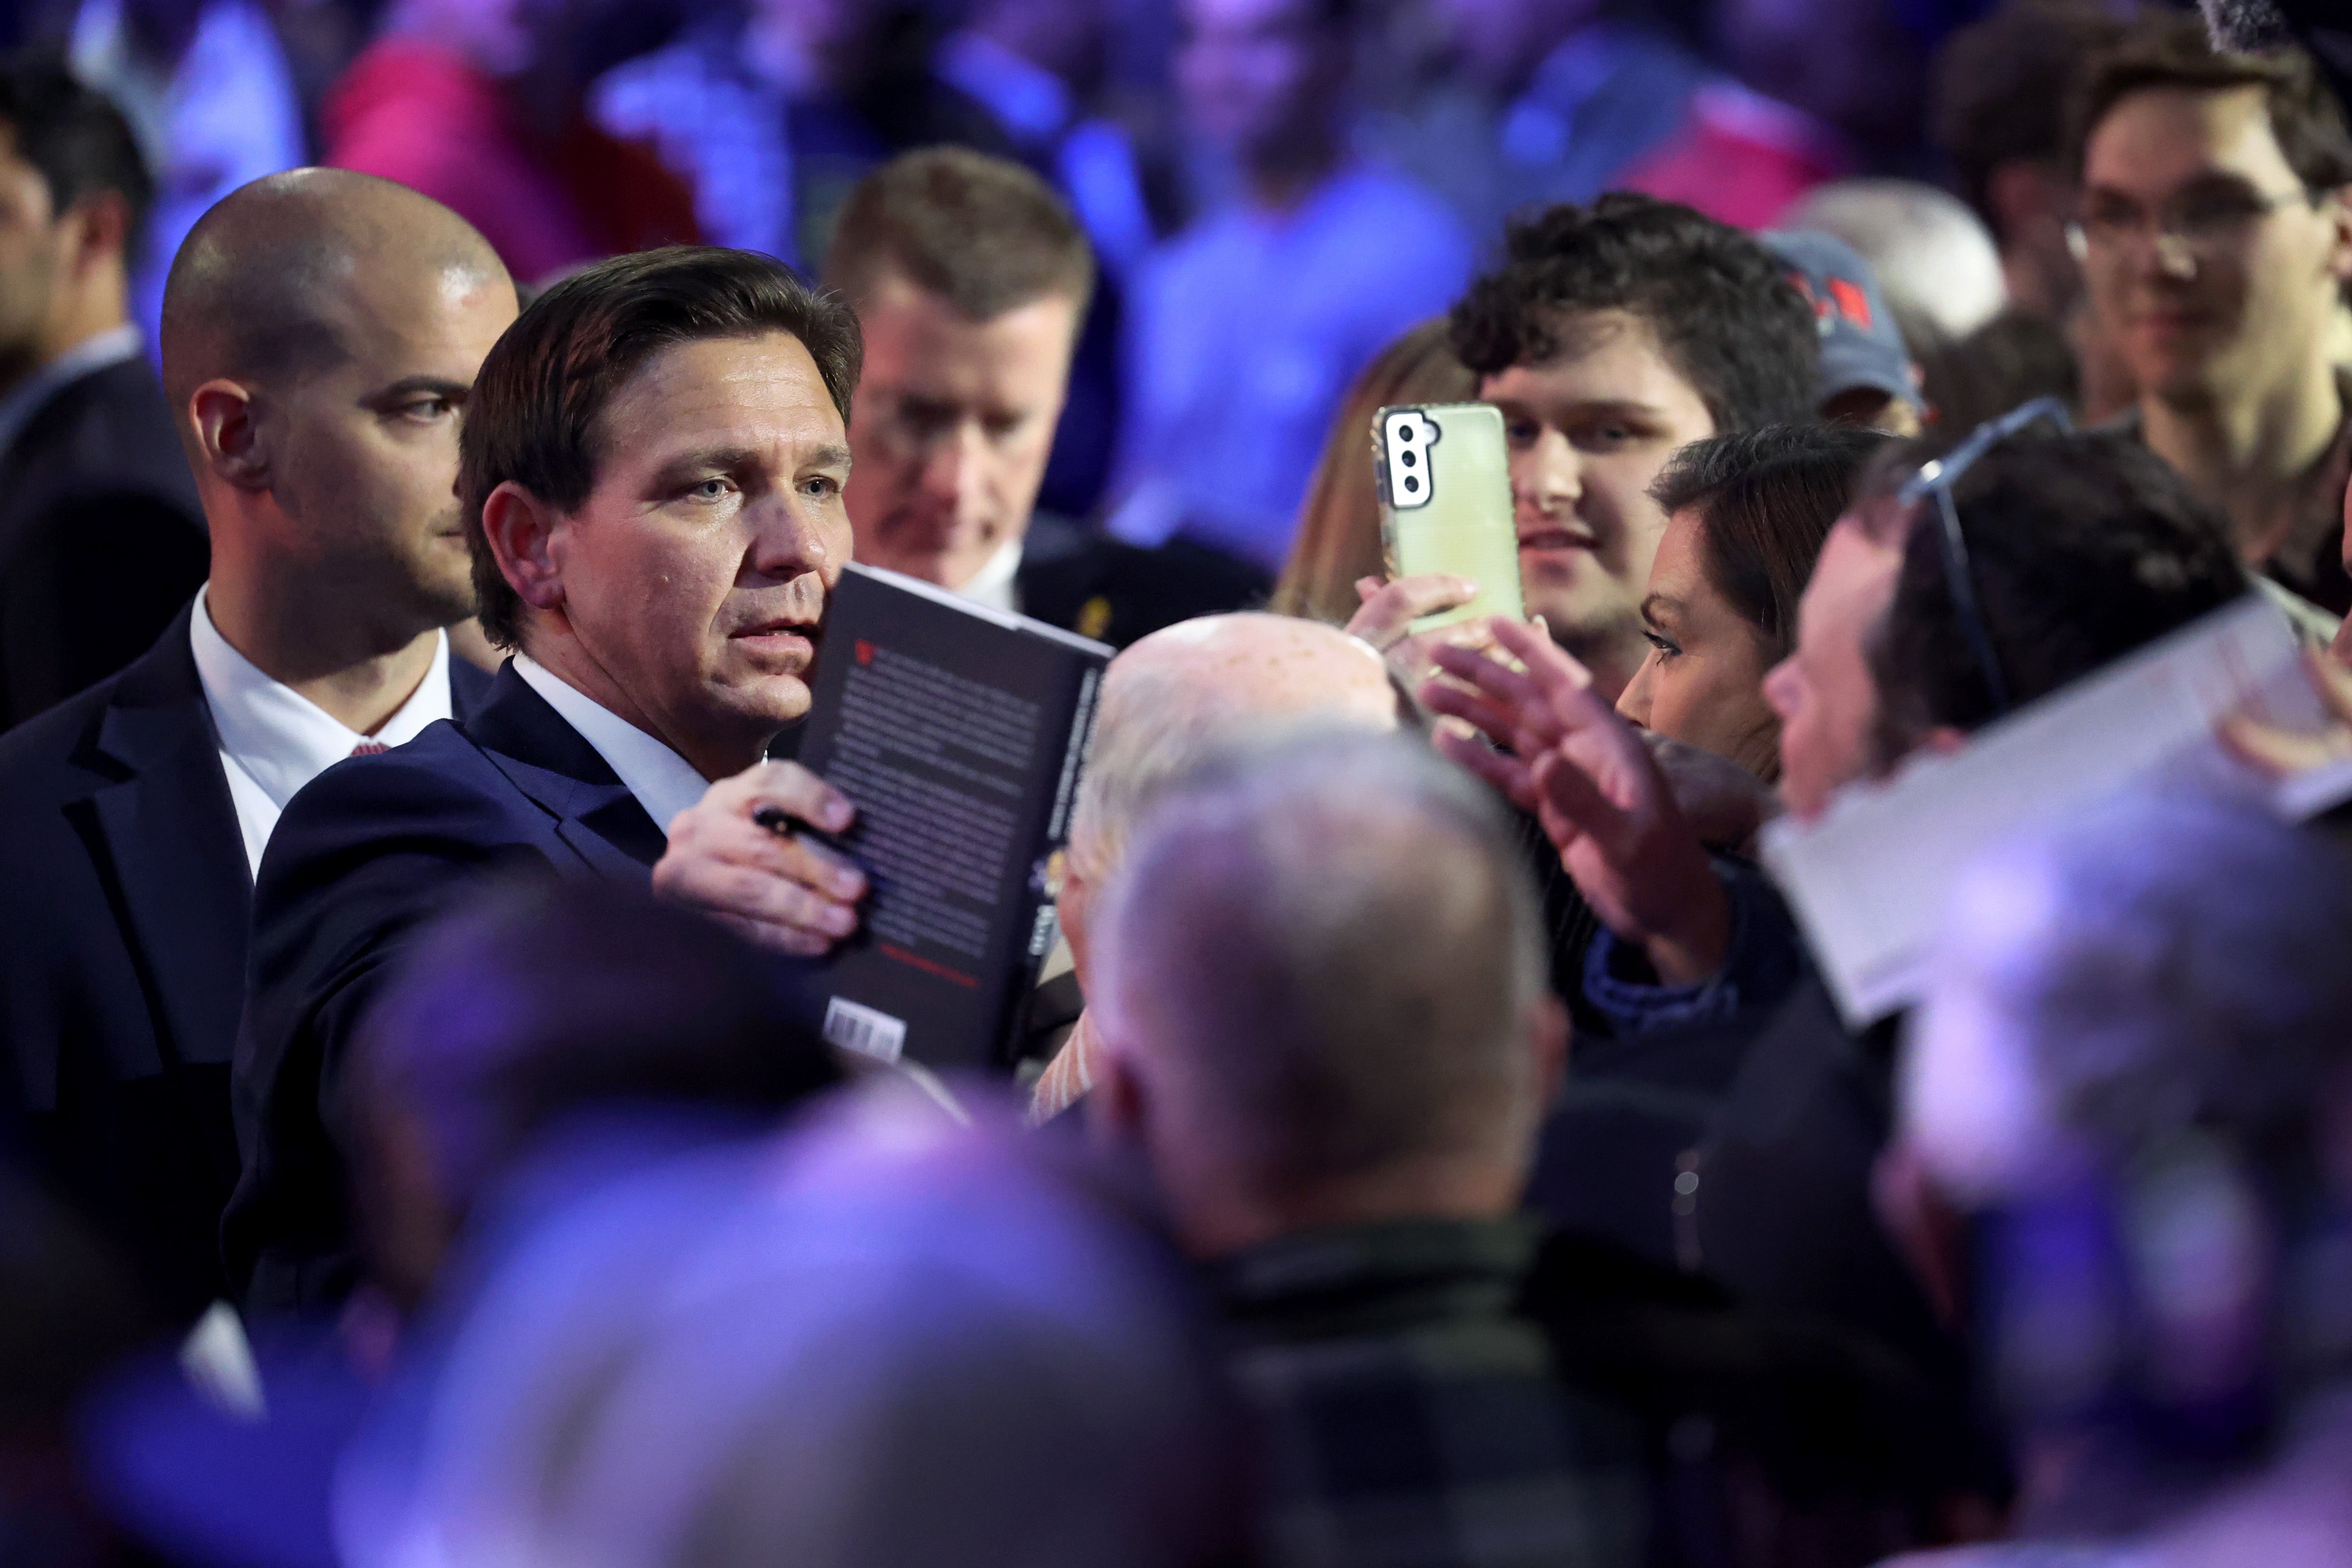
[0,0,2176,534]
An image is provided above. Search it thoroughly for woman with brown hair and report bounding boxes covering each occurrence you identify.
[1616,424,1886,779]
[1273,320,1476,625]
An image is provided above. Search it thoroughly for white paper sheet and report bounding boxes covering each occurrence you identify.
[1760,594,2352,1029]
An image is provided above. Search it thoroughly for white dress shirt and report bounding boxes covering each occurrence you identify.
[511,655,710,838]
[0,323,144,460]
[189,588,455,878]
[956,535,1024,616]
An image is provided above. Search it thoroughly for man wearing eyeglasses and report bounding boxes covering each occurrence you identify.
[2069,17,2352,615]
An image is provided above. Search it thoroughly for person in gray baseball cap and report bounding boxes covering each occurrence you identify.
[1765,228,1926,437]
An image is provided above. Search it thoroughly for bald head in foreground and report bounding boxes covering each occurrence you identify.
[0,170,515,1320]
[1086,734,1648,1563]
[1026,611,1402,1118]
[1093,734,1560,1255]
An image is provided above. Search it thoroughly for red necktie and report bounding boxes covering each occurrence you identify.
[350,740,389,757]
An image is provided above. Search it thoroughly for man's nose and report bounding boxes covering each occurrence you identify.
[748,493,832,579]
[1520,430,1581,512]
[920,423,986,510]
[2125,225,2199,283]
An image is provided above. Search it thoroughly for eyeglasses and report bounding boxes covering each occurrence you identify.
[2064,185,2309,264]
[1895,396,2074,720]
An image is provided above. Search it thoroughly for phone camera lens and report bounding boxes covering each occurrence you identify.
[1400,450,1417,468]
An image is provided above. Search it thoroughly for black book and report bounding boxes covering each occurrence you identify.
[796,563,1111,1070]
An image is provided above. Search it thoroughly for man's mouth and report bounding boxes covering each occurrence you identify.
[730,618,821,668]
[1518,523,1598,553]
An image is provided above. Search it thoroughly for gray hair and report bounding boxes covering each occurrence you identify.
[1094,733,1548,1190]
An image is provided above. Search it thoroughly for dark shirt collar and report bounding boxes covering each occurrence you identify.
[1206,1215,1542,1339]
[2263,366,2352,612]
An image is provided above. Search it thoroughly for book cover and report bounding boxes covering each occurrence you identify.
[795,564,1110,1070]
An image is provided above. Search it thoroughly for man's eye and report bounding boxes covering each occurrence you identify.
[799,475,841,500]
[401,398,453,421]
[1578,424,1636,450]
[686,478,734,501]
[1503,420,1540,446]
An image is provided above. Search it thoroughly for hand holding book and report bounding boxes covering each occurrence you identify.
[651,760,869,957]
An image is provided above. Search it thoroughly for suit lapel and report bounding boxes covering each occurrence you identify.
[84,610,251,1069]
[461,665,669,878]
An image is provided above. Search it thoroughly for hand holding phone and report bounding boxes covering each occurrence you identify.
[1374,403,1525,634]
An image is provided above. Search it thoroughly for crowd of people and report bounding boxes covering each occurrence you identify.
[1,0,2351,1565]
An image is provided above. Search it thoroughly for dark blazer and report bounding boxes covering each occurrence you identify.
[226,662,670,1316]
[0,606,491,1321]
[0,356,210,733]
[1015,513,1269,650]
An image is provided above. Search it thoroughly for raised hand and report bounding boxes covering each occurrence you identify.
[2221,649,2352,779]
[1344,574,1498,693]
[1421,618,1731,984]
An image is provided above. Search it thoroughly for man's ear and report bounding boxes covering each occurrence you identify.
[1059,867,1094,991]
[190,380,270,491]
[479,480,568,619]
[2322,185,2352,284]
[59,191,131,279]
[1083,1030,1150,1155]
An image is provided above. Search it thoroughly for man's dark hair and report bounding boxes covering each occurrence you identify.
[1650,424,1887,662]
[460,246,862,649]
[1869,429,2246,752]
[1448,194,1818,434]
[1915,310,2083,434]
[1935,0,2130,231]
[2067,13,2352,193]
[0,54,152,240]
[823,146,1095,319]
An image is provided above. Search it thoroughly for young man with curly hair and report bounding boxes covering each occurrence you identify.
[1447,193,1819,702]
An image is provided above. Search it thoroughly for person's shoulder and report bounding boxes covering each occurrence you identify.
[1329,164,1469,232]
[1019,517,1268,645]
[0,666,132,810]
[261,720,525,875]
[1,360,192,507]
[1314,168,1473,281]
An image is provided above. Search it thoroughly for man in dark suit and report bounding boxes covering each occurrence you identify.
[0,59,208,731]
[822,147,1264,650]
[0,170,516,1324]
[229,247,876,1314]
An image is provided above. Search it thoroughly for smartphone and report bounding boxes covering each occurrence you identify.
[1373,401,1525,633]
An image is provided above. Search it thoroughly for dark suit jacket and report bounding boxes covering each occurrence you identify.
[1015,513,1268,649]
[1526,973,1968,1412]
[226,663,670,1315]
[0,606,490,1321]
[0,356,209,733]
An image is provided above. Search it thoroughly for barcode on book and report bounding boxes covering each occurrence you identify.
[823,996,907,1063]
